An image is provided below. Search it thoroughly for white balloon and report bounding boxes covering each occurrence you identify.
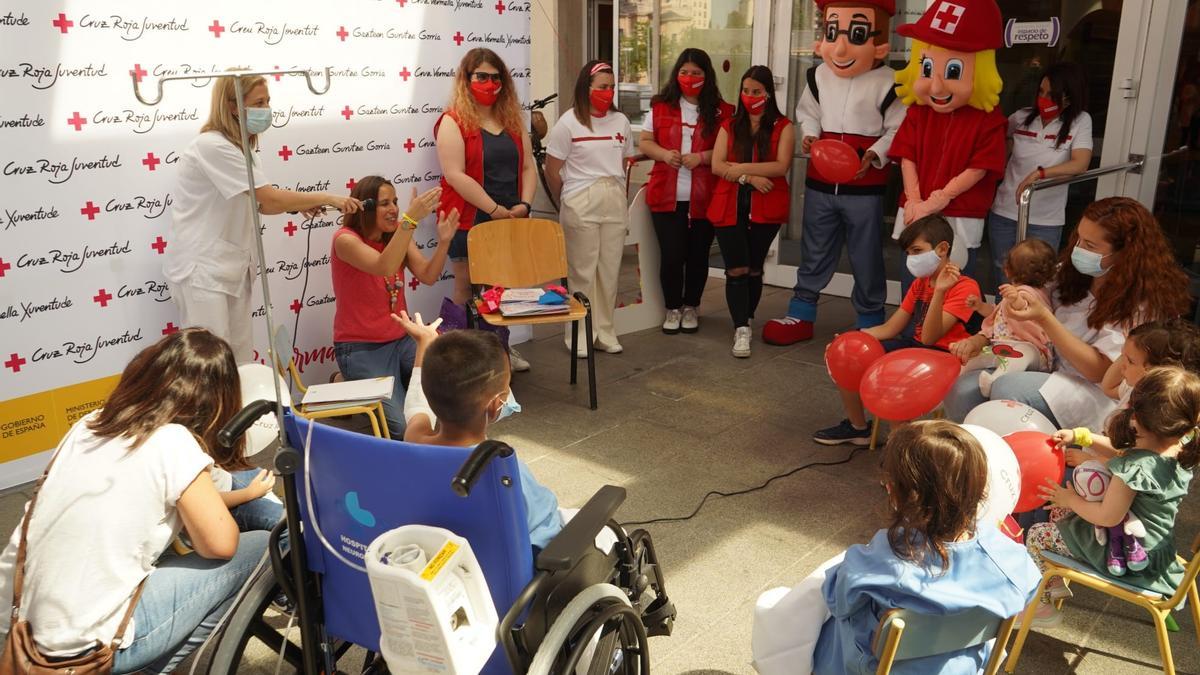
[237,364,290,457]
[963,399,1056,437]
[960,423,1022,529]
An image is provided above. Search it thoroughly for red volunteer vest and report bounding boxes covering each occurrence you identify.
[644,99,735,217]
[434,108,526,230]
[707,117,792,227]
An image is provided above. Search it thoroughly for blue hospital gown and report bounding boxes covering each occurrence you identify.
[813,525,1040,674]
[516,459,564,549]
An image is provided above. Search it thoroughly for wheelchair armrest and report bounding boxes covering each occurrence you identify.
[451,440,515,497]
[218,399,276,449]
[537,485,626,572]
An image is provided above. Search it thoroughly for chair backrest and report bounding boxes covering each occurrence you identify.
[872,606,1009,670]
[467,218,567,288]
[284,413,533,673]
[272,324,306,393]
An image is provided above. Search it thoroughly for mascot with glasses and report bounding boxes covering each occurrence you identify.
[764,0,905,346]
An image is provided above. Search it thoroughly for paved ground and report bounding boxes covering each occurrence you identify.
[0,282,1195,673]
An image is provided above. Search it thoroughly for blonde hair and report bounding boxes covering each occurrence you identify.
[448,48,524,135]
[200,71,268,150]
[894,40,1002,112]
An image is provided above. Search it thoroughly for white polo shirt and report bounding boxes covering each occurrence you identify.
[991,110,1093,226]
[1038,287,1128,429]
[546,108,636,200]
[641,98,700,201]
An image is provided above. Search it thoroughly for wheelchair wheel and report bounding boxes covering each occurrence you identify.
[204,563,303,674]
[528,583,650,675]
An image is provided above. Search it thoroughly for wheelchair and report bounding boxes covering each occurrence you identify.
[199,402,676,674]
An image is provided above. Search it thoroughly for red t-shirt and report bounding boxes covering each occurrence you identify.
[899,274,980,349]
[331,227,407,343]
[888,105,1007,218]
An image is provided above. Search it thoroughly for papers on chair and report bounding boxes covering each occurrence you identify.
[498,287,570,317]
[500,288,546,303]
[301,376,394,410]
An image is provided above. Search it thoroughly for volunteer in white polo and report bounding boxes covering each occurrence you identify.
[166,72,361,361]
[544,60,637,356]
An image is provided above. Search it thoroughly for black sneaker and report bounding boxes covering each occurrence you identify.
[813,419,872,446]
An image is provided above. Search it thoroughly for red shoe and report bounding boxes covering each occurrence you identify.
[762,317,813,345]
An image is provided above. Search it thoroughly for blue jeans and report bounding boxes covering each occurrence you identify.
[942,369,1060,426]
[985,211,1063,295]
[334,336,417,438]
[113,531,270,674]
[230,469,287,549]
[790,189,886,327]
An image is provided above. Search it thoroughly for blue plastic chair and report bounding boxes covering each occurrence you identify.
[872,606,1017,675]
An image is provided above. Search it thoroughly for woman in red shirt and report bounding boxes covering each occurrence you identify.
[638,48,734,335]
[331,176,458,437]
[709,66,795,359]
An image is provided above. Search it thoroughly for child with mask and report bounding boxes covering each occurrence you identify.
[394,312,565,551]
[814,214,980,445]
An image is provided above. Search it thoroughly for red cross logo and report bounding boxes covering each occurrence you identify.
[336,26,349,41]
[495,0,506,14]
[346,177,357,190]
[615,133,625,144]
[80,201,100,220]
[208,20,225,38]
[408,276,420,291]
[396,0,406,6]
[51,13,73,34]
[93,288,113,307]
[162,322,179,335]
[4,353,26,373]
[142,152,161,171]
[150,236,167,254]
[399,67,412,81]
[453,31,464,46]
[341,105,354,121]
[930,2,965,34]
[130,63,148,83]
[290,298,302,314]
[272,66,283,82]
[284,221,298,237]
[0,258,9,277]
[403,138,415,153]
[278,145,293,161]
[67,112,86,131]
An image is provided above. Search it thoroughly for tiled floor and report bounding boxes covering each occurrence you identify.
[2,281,1196,674]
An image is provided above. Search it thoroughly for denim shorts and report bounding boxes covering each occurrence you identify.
[448,229,470,261]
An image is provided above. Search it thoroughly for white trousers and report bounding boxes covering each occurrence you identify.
[168,277,254,363]
[560,178,628,347]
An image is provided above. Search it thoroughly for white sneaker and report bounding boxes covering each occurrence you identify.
[509,347,531,372]
[680,306,699,333]
[662,309,682,334]
[594,338,623,354]
[732,326,751,358]
[1030,601,1063,629]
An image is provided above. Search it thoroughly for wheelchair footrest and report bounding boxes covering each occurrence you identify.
[642,596,676,637]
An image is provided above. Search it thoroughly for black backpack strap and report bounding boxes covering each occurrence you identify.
[880,85,898,116]
[806,65,820,105]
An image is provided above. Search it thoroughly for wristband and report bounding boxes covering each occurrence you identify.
[738,174,748,185]
[399,213,419,230]
[517,201,532,214]
[489,203,500,216]
[1072,427,1093,448]
[1037,166,1046,179]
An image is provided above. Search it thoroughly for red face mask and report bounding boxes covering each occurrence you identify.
[1036,95,1060,122]
[470,80,502,106]
[740,93,767,114]
[677,74,705,96]
[589,88,615,115]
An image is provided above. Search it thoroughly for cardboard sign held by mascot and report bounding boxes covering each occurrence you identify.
[763,0,905,347]
[888,0,1007,275]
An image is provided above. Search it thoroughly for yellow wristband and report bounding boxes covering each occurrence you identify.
[1073,427,1093,448]
[400,213,419,230]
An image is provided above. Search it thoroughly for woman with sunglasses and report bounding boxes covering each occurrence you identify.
[435,47,537,372]
[639,48,734,336]
[544,61,637,357]
[709,65,795,358]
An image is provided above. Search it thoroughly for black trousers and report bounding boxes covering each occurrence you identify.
[715,185,781,328]
[651,201,715,310]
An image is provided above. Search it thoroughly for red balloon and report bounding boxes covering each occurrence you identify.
[810,139,860,184]
[859,348,962,421]
[1004,431,1066,513]
[825,332,886,392]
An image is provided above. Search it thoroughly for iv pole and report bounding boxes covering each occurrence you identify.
[133,68,333,675]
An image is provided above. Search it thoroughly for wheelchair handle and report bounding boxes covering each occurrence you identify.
[218,399,276,449]
[451,439,515,497]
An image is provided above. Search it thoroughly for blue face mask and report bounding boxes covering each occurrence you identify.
[490,391,521,423]
[905,249,942,279]
[244,106,272,135]
[1070,245,1110,277]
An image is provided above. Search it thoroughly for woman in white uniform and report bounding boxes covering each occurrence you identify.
[166,73,361,361]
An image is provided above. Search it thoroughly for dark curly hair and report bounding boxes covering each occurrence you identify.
[1106,366,1200,470]
[1006,238,1058,288]
[1129,319,1200,373]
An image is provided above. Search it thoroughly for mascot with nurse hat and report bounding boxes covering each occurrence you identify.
[888,0,1007,279]
[763,0,906,346]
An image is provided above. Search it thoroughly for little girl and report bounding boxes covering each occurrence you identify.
[1101,318,1200,406]
[960,238,1057,396]
[1028,366,1198,627]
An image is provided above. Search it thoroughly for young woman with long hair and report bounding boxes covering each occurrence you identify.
[709,65,795,358]
[435,48,537,371]
[639,48,735,335]
[165,73,361,361]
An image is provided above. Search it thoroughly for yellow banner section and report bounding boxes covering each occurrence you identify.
[0,375,120,463]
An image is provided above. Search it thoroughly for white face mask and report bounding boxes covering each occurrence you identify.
[905,249,941,279]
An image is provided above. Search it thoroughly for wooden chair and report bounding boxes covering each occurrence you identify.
[1005,532,1200,674]
[872,607,1017,675]
[466,217,597,410]
[271,325,390,438]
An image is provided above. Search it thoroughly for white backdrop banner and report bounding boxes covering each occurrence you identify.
[0,0,531,487]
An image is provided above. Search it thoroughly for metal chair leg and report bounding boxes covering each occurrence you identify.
[1004,575,1052,672]
[870,419,881,450]
[1152,610,1176,675]
[570,319,579,385]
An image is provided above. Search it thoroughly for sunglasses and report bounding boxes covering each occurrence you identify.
[471,71,503,83]
[823,20,880,46]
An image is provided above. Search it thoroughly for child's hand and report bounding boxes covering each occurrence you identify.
[933,263,961,292]
[243,469,276,500]
[1002,290,1048,324]
[1052,428,1076,449]
[1038,477,1076,510]
[949,336,984,363]
[1064,447,1094,467]
[392,311,442,343]
[965,294,982,311]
